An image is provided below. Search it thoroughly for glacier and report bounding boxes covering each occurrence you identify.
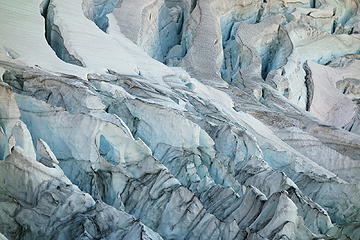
[0,0,360,239]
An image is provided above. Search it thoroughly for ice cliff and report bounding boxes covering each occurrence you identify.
[0,0,360,239]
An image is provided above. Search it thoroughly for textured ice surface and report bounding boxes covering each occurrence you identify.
[1,0,360,239]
